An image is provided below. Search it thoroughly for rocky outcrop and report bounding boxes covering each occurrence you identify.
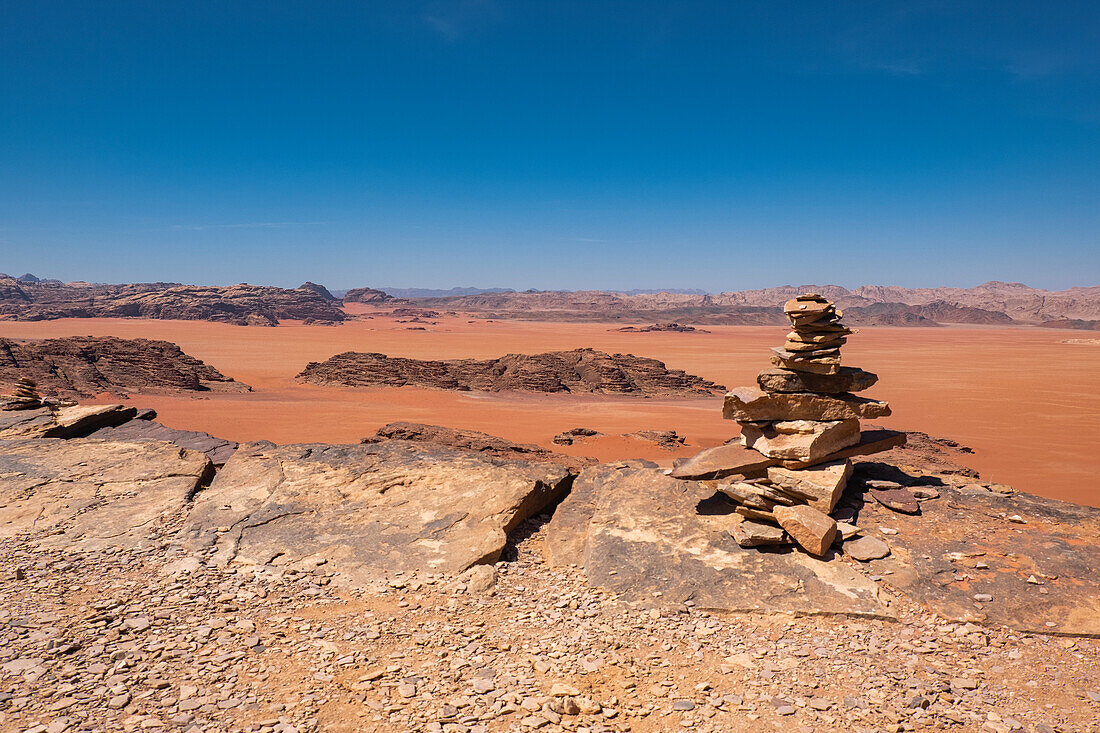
[297,348,726,396]
[87,418,238,466]
[0,404,137,439]
[0,336,248,397]
[845,301,1013,326]
[546,439,1100,634]
[296,281,338,300]
[1039,318,1100,330]
[622,429,686,449]
[612,323,711,333]
[0,438,213,549]
[552,427,602,445]
[544,463,890,617]
[363,421,589,468]
[0,278,345,325]
[179,441,575,579]
[342,286,397,304]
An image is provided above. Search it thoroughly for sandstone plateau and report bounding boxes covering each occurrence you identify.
[0,278,345,325]
[296,348,726,396]
[0,336,248,397]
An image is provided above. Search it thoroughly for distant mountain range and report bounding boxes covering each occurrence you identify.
[403,281,1100,326]
[3,274,1098,327]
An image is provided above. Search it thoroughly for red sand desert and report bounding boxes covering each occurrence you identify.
[1,314,1097,507]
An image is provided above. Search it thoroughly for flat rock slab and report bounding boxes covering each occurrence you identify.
[723,387,891,422]
[870,487,920,514]
[545,464,892,618]
[87,419,238,465]
[848,468,1100,637]
[776,429,907,469]
[180,441,574,580]
[0,438,212,549]
[757,367,878,394]
[0,404,136,439]
[669,443,777,480]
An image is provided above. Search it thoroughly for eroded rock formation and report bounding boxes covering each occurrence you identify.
[296,348,726,396]
[0,336,248,397]
[0,278,345,325]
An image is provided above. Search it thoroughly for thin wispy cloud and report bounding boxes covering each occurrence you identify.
[168,221,326,232]
[871,61,924,77]
[421,0,500,42]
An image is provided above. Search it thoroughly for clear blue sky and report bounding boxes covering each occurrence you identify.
[2,1,1098,291]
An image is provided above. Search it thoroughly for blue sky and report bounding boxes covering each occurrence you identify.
[1,1,1098,291]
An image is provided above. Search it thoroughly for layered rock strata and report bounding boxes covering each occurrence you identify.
[0,336,249,397]
[0,280,346,325]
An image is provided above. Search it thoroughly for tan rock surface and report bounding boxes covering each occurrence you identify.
[0,438,212,549]
[0,404,137,440]
[546,464,889,616]
[180,440,575,579]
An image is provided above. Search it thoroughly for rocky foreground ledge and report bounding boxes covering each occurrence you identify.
[1,411,1098,732]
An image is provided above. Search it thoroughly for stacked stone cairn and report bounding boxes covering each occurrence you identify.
[718,294,898,556]
[1,377,45,411]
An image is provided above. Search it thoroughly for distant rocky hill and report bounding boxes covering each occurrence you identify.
[0,277,345,325]
[297,347,726,396]
[408,281,1100,325]
[0,336,248,397]
[296,281,338,301]
[342,286,399,304]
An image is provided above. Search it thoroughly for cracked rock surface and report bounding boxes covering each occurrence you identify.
[178,441,575,579]
[0,438,212,549]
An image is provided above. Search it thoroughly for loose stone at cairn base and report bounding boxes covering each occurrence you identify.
[774,504,838,557]
[728,518,789,547]
[740,418,860,462]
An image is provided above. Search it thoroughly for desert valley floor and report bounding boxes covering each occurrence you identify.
[0,312,1096,507]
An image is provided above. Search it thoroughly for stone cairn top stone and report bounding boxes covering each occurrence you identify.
[674,293,907,557]
[2,377,45,411]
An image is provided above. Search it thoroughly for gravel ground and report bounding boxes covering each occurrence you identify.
[1,515,1098,733]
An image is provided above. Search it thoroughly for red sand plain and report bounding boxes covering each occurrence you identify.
[2,313,1098,507]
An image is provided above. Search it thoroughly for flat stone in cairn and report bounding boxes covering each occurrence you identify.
[669,442,778,480]
[767,459,853,513]
[776,428,907,468]
[770,351,840,375]
[756,366,878,394]
[740,418,860,462]
[774,504,837,557]
[723,387,891,422]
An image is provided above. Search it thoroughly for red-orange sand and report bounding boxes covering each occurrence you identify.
[2,315,1097,507]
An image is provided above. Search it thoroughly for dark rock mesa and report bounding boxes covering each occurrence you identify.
[296,348,726,396]
[0,336,249,397]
